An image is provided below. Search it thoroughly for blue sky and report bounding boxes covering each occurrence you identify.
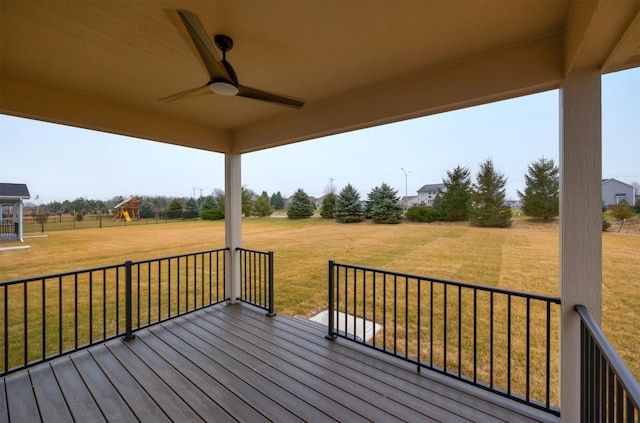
[1,68,638,203]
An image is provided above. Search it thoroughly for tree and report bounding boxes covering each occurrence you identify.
[469,158,512,228]
[253,192,274,217]
[139,200,155,218]
[167,198,184,219]
[436,165,472,221]
[517,157,559,220]
[199,194,223,220]
[334,183,364,223]
[270,191,285,210]
[287,188,315,219]
[183,197,200,219]
[367,183,403,224]
[241,186,254,217]
[320,193,336,219]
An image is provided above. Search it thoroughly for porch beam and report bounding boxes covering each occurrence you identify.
[559,69,602,422]
[225,153,242,303]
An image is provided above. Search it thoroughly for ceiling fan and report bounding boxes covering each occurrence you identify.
[162,9,304,109]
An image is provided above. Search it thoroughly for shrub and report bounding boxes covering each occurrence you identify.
[201,209,224,220]
[611,201,635,220]
[406,206,441,223]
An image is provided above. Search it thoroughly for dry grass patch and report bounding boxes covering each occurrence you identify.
[1,217,638,384]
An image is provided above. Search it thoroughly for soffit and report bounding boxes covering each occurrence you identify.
[1,1,638,154]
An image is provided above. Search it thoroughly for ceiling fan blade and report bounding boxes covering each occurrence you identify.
[159,84,211,102]
[176,9,231,82]
[237,85,305,109]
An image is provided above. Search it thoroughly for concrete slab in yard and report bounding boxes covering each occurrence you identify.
[310,310,381,342]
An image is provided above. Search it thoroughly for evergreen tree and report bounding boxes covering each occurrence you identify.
[367,183,403,224]
[199,195,216,212]
[320,193,336,219]
[270,191,285,210]
[167,198,184,219]
[517,157,559,220]
[200,192,224,220]
[469,159,512,228]
[139,200,155,218]
[436,165,472,221]
[334,183,364,223]
[253,192,274,217]
[183,197,200,219]
[287,188,315,219]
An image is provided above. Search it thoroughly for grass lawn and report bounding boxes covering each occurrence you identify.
[1,216,638,382]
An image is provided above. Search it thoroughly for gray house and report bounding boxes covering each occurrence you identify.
[602,178,635,209]
[0,183,31,242]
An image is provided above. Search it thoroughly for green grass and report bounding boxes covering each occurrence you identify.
[1,217,638,388]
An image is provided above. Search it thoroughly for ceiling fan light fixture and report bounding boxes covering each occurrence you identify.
[210,81,238,96]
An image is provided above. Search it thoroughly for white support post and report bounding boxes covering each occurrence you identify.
[225,153,242,304]
[559,69,602,422]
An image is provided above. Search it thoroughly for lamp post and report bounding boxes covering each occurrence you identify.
[401,168,411,210]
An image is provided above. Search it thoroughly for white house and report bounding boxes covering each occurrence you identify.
[0,183,31,242]
[416,183,445,207]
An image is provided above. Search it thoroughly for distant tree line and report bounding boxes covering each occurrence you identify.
[26,156,637,227]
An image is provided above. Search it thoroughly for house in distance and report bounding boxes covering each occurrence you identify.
[0,183,31,242]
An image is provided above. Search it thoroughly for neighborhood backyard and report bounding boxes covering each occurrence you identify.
[1,215,638,390]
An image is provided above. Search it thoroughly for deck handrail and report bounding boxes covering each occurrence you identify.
[236,248,275,316]
[1,248,228,376]
[327,260,561,416]
[575,304,640,422]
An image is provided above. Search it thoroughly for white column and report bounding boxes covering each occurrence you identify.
[225,153,242,304]
[559,69,602,422]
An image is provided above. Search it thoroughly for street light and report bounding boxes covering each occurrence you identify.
[401,168,411,210]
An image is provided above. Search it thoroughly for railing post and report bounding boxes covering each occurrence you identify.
[123,260,135,341]
[326,260,336,340]
[267,251,275,317]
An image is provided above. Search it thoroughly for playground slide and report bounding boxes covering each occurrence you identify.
[123,211,132,222]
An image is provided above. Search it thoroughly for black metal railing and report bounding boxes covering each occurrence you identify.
[1,248,227,376]
[237,248,275,316]
[327,260,561,415]
[576,305,640,422]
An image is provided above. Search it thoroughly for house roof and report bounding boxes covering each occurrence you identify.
[417,184,445,193]
[1,2,638,155]
[113,196,136,209]
[602,178,634,188]
[0,183,31,200]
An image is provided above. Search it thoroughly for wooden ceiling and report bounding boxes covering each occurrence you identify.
[1,1,638,154]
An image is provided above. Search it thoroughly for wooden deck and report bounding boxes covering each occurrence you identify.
[1,302,559,422]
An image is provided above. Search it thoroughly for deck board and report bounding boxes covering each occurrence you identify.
[4,370,39,421]
[1,302,560,423]
[149,324,310,423]
[182,315,414,422]
[49,357,106,422]
[29,364,73,422]
[218,307,491,422]
[88,347,171,422]
[71,350,138,422]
